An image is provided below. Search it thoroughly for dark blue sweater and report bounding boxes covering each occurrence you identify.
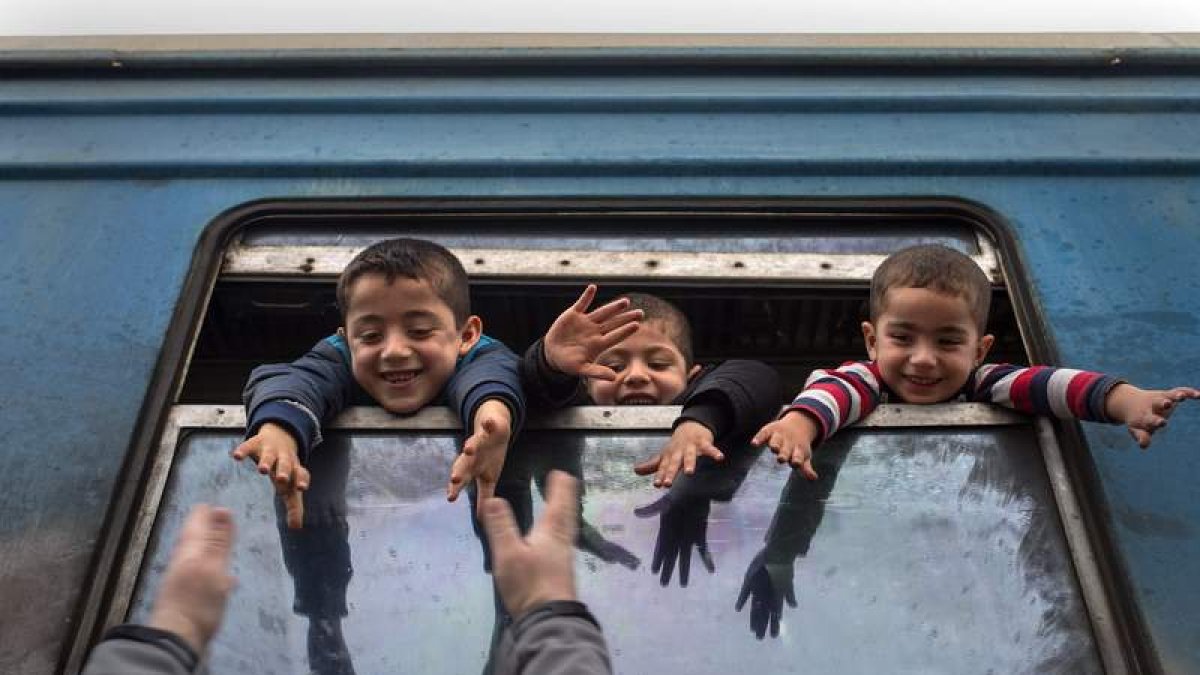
[243,334,525,458]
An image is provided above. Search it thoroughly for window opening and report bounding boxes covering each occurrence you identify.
[97,204,1127,674]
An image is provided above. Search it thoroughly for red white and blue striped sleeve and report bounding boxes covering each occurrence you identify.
[784,361,884,445]
[969,364,1123,421]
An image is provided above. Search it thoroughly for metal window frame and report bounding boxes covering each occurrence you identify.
[70,197,1144,674]
[106,402,1123,674]
[221,235,1003,284]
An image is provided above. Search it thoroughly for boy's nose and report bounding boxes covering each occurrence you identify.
[381,334,414,359]
[910,343,937,367]
[623,362,651,386]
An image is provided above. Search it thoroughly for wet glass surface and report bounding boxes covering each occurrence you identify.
[242,221,980,254]
[131,425,1100,674]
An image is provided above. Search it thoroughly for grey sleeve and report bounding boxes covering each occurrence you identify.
[494,601,612,675]
[82,626,206,675]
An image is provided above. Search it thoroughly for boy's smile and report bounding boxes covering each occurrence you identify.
[342,273,481,413]
[862,286,994,404]
[587,320,699,406]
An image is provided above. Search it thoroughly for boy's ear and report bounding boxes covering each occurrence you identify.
[861,321,878,360]
[337,326,347,339]
[457,315,484,356]
[687,364,703,382]
[975,333,995,366]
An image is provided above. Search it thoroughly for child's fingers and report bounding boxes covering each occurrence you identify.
[585,296,632,324]
[751,423,775,447]
[595,321,640,352]
[633,455,661,476]
[700,442,724,463]
[799,459,819,481]
[257,446,277,475]
[598,310,643,335]
[578,363,618,382]
[231,436,259,461]
[1170,386,1200,399]
[273,454,295,489]
[656,452,683,488]
[461,433,479,457]
[295,465,311,491]
[570,284,599,313]
[284,489,304,530]
[683,447,699,476]
[770,436,791,464]
[1129,427,1153,449]
[447,455,471,501]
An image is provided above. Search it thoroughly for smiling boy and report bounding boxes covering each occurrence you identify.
[233,238,524,527]
[754,244,1200,478]
[522,286,780,489]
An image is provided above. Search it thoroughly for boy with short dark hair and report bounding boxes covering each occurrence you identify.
[523,286,780,487]
[234,237,524,527]
[755,243,1200,478]
[522,286,780,585]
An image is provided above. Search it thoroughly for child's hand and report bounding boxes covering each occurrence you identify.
[449,399,513,513]
[543,284,642,381]
[634,421,724,488]
[1105,384,1200,448]
[752,412,820,480]
[231,422,309,529]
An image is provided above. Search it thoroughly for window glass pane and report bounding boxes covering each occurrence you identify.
[240,220,981,254]
[132,425,1099,674]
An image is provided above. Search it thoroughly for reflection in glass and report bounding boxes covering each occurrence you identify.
[131,425,1102,674]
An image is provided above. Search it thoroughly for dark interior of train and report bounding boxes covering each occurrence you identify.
[179,280,1026,404]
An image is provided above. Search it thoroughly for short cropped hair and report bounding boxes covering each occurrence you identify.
[624,292,694,365]
[870,244,991,331]
[336,238,470,325]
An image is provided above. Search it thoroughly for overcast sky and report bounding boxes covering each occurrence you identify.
[2,0,1199,36]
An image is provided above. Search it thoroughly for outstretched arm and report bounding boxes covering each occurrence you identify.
[972,364,1200,447]
[238,337,357,528]
[1105,384,1200,448]
[444,340,526,512]
[636,359,782,488]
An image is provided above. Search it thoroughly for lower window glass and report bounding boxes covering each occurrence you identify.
[130,422,1100,674]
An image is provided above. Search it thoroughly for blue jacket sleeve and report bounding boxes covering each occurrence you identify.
[445,339,526,436]
[241,336,359,458]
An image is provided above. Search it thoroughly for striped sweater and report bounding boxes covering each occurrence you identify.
[787,361,1123,445]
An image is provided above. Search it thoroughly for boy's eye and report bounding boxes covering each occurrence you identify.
[600,361,625,373]
[888,333,912,344]
[939,338,965,347]
[408,327,434,339]
[357,331,382,344]
[649,361,674,371]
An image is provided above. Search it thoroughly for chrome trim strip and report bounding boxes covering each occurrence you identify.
[1035,417,1126,674]
[222,244,1005,284]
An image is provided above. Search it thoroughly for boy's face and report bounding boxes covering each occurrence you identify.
[862,286,994,404]
[341,273,481,414]
[587,319,700,405]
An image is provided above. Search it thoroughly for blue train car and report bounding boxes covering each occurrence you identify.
[1,34,1198,674]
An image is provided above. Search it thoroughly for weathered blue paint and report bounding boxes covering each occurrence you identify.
[1,45,1199,673]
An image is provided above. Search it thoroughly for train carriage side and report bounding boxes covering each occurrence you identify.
[0,34,1198,674]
